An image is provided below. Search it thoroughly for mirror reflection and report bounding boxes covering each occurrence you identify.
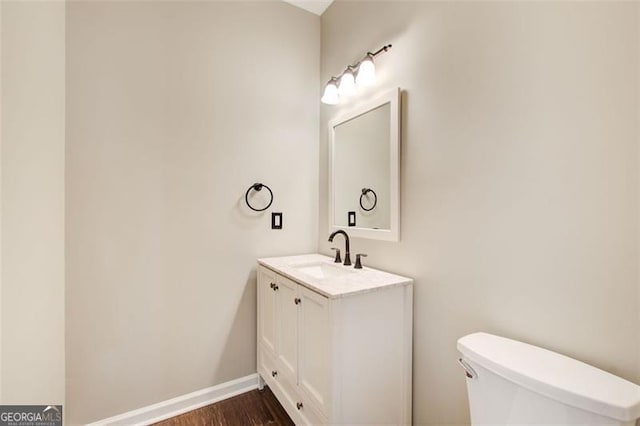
[329,87,400,241]
[333,103,390,230]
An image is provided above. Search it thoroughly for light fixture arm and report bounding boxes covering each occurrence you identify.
[369,44,392,58]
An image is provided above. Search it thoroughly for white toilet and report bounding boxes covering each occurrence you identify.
[457,332,640,425]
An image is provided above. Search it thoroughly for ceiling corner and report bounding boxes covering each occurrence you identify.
[282,0,334,16]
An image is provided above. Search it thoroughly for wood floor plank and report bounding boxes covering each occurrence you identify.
[153,387,294,426]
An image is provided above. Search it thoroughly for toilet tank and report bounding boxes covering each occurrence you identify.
[457,333,640,426]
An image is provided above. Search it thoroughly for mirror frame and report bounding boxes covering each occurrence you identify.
[328,87,401,241]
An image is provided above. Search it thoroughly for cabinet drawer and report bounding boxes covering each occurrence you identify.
[299,398,328,426]
[260,344,302,417]
[262,353,300,424]
[276,374,328,426]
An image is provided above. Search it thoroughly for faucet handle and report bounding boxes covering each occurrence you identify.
[354,253,368,269]
[330,247,342,263]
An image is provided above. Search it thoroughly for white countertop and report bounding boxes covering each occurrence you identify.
[258,253,413,299]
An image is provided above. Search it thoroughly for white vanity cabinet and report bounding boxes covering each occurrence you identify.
[257,254,413,426]
[258,266,330,424]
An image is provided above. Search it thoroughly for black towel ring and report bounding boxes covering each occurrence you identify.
[359,188,377,212]
[245,183,274,212]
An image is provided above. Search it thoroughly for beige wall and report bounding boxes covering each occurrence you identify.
[0,0,66,406]
[320,2,640,424]
[65,1,319,424]
[4,1,637,423]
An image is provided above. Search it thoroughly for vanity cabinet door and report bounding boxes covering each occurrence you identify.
[257,267,277,356]
[298,286,330,416]
[276,275,299,383]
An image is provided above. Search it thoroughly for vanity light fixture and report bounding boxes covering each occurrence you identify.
[321,44,392,105]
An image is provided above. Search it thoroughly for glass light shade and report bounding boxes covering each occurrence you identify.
[356,56,376,86]
[338,70,356,97]
[321,80,339,105]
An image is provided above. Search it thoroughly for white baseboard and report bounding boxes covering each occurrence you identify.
[87,373,260,426]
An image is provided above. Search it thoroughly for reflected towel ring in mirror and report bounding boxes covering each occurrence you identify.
[245,183,274,212]
[359,188,377,212]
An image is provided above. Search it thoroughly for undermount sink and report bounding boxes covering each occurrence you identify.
[293,262,355,280]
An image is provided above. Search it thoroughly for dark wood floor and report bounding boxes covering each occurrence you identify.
[153,387,294,426]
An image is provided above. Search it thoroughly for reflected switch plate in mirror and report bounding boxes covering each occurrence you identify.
[348,211,356,227]
[272,212,282,229]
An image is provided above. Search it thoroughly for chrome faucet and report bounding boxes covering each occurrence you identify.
[328,230,351,266]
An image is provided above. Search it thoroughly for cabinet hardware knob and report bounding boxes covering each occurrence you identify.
[294,297,301,305]
[270,282,275,289]
[271,370,277,377]
[296,402,303,410]
[273,284,279,291]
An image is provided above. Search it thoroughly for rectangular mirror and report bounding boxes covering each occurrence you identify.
[329,87,401,241]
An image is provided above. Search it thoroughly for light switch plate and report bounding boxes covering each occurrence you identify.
[348,211,356,227]
[272,212,283,229]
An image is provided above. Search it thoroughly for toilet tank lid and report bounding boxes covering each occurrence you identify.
[457,332,640,422]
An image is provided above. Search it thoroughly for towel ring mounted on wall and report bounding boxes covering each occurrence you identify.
[245,183,274,212]
[359,188,377,212]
